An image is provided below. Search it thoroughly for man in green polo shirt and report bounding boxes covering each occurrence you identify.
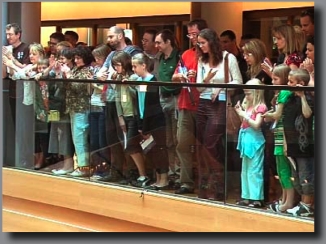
[155,29,181,183]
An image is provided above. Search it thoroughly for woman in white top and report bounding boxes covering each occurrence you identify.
[195,28,242,201]
[3,43,45,169]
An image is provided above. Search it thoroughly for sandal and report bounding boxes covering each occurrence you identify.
[248,200,264,208]
[236,199,249,206]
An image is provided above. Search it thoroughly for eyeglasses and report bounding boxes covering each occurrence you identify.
[243,53,253,57]
[272,37,278,44]
[186,33,198,39]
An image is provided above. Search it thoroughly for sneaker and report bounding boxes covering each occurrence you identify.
[132,176,151,188]
[69,168,90,177]
[90,170,110,181]
[168,169,175,177]
[52,169,74,175]
[293,202,314,217]
[269,202,284,213]
[286,204,301,215]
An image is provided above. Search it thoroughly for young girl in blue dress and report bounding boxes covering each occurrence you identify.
[235,78,268,208]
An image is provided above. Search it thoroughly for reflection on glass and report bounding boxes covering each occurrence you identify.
[2,76,315,220]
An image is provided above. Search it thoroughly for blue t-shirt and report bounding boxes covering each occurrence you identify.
[137,74,154,119]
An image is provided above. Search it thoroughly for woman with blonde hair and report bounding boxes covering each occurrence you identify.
[3,42,46,169]
[262,24,303,78]
[275,24,302,68]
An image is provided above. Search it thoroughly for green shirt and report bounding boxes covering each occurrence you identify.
[274,90,293,155]
[158,48,180,95]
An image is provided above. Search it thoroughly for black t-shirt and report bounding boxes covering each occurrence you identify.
[9,42,30,98]
[283,92,314,157]
[13,42,30,64]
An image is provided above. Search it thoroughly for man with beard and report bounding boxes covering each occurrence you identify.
[95,26,142,183]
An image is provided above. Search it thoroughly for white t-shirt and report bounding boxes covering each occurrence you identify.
[196,51,243,100]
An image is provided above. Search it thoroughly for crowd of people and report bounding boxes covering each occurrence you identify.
[2,7,314,218]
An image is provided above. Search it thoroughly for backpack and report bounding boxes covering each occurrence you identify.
[106,45,143,68]
[124,45,143,57]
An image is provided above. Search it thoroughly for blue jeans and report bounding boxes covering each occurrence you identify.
[89,109,109,164]
[70,111,90,167]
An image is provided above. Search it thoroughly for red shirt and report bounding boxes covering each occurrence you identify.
[173,48,200,111]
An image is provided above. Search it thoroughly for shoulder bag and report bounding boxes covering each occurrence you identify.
[224,53,242,136]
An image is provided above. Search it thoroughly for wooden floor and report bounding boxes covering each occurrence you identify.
[2,168,314,232]
[3,196,169,232]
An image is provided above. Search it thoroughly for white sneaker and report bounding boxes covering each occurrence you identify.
[286,204,301,214]
[52,169,73,175]
[293,202,314,217]
[69,168,90,177]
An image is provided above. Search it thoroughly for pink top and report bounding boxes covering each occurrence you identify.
[241,104,268,129]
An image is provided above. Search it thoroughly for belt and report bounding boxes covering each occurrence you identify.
[90,105,104,112]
